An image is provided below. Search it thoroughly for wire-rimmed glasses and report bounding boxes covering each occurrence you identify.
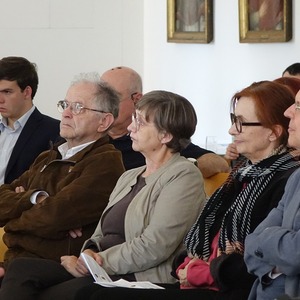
[57,100,108,115]
[131,111,145,131]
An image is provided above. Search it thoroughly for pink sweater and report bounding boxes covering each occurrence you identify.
[176,233,220,290]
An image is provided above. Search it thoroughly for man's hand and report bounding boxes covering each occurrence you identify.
[15,186,25,193]
[69,228,82,238]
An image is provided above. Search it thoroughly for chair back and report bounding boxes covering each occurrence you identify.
[204,172,229,197]
[0,227,7,261]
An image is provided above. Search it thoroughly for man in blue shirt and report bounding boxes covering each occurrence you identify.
[0,56,60,184]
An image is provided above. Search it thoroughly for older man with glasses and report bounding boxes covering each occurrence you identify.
[0,72,125,278]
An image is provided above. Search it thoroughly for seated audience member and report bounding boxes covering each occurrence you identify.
[102,66,229,177]
[0,73,124,276]
[244,89,300,299]
[282,62,300,79]
[225,76,300,164]
[274,76,300,95]
[0,90,206,300]
[71,81,300,300]
[0,56,61,184]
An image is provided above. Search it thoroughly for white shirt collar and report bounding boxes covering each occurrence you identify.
[58,140,96,160]
[0,105,35,132]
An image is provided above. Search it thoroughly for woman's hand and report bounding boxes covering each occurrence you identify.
[60,255,89,277]
[224,143,239,161]
[63,249,104,278]
[177,258,198,287]
[85,249,103,266]
[177,264,190,287]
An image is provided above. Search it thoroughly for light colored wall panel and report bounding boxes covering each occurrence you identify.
[0,0,50,28]
[50,0,94,28]
[144,0,300,148]
[0,0,144,120]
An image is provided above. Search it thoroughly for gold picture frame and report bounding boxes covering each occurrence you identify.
[239,0,292,43]
[167,0,213,44]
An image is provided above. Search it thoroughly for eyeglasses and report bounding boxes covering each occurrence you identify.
[130,92,138,101]
[230,113,262,133]
[57,100,108,115]
[131,112,145,131]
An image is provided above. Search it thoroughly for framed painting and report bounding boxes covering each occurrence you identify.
[167,0,213,44]
[239,0,292,43]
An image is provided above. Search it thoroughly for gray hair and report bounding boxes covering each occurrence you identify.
[71,72,120,118]
[136,90,197,152]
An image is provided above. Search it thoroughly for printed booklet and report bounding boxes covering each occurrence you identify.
[80,253,165,289]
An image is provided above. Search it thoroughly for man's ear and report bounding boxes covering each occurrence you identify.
[270,125,283,142]
[23,86,32,100]
[97,114,115,133]
[133,93,142,105]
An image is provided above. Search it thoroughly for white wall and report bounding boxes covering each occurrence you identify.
[1,0,299,151]
[0,0,144,118]
[144,0,300,149]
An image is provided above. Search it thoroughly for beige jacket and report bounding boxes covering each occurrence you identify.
[83,153,206,283]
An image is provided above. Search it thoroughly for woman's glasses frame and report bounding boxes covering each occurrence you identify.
[230,113,262,133]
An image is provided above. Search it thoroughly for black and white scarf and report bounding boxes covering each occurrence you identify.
[184,148,300,261]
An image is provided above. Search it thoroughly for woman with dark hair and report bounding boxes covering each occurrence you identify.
[73,81,300,300]
[0,90,206,299]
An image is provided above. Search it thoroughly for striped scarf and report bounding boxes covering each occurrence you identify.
[184,148,300,260]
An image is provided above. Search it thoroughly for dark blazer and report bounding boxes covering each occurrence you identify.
[4,108,61,184]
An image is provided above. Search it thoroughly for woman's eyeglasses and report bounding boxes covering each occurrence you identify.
[131,112,145,131]
[230,113,262,133]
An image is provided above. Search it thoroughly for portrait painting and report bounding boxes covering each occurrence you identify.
[167,0,213,43]
[239,0,292,43]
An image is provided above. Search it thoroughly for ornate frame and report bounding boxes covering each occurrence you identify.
[239,0,292,43]
[167,0,213,44]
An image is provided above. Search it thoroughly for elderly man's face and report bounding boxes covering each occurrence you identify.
[59,82,103,147]
[284,90,300,150]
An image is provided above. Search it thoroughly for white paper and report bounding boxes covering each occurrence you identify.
[80,253,164,289]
